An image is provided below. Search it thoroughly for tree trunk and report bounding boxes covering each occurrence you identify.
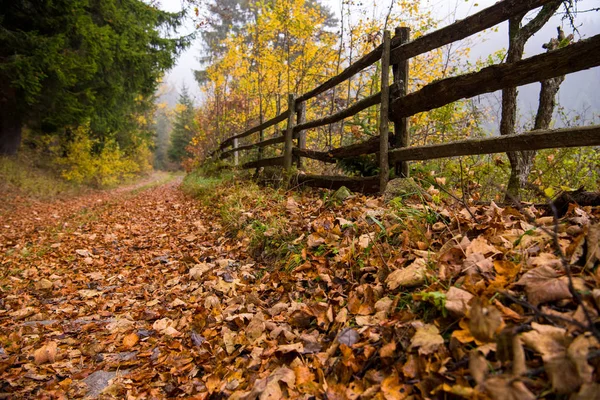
[505,24,568,200]
[0,87,22,156]
[500,2,561,201]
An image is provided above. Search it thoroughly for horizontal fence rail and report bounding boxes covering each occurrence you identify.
[388,125,600,163]
[209,0,600,194]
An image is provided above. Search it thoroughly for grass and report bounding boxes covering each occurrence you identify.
[182,166,299,266]
[0,155,81,200]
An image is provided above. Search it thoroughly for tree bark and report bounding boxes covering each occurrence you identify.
[500,1,561,201]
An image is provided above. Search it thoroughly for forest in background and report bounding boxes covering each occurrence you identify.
[0,0,598,201]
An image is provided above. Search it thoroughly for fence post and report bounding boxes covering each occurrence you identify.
[258,113,264,161]
[379,30,392,193]
[284,94,296,170]
[392,26,410,177]
[296,101,306,169]
[233,138,239,166]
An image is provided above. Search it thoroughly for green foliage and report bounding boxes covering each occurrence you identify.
[419,291,447,317]
[0,0,190,154]
[531,147,600,195]
[168,87,197,165]
[337,154,379,177]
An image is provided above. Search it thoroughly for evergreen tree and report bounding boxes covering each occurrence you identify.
[0,0,191,155]
[154,110,172,170]
[168,86,196,164]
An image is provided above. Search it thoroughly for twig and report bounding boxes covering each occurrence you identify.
[500,291,588,331]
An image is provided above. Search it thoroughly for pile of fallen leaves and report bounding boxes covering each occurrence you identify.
[1,176,599,399]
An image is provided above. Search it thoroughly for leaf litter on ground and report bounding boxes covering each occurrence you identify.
[0,175,599,398]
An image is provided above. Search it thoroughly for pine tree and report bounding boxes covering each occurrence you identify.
[168,86,197,164]
[0,0,190,155]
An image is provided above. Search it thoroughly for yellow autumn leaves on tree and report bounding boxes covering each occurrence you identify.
[190,0,482,166]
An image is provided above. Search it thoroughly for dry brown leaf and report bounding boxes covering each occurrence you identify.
[516,266,572,306]
[409,323,444,355]
[466,236,499,257]
[307,233,325,248]
[445,287,473,317]
[381,372,410,400]
[34,341,58,365]
[585,223,600,269]
[286,197,299,213]
[483,377,535,400]
[246,312,265,343]
[122,333,139,349]
[386,258,427,290]
[468,299,502,343]
[493,260,520,279]
[468,349,487,385]
[379,342,396,358]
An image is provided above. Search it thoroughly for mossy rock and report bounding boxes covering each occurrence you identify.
[332,186,352,202]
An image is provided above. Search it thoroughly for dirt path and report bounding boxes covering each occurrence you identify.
[2,176,600,399]
[1,177,243,398]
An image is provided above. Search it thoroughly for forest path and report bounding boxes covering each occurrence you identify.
[0,174,238,398]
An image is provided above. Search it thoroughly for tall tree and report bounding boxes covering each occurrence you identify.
[168,86,197,164]
[0,0,190,155]
[499,1,562,200]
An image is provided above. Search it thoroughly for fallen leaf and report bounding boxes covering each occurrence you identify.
[585,223,600,269]
[469,349,488,385]
[34,341,58,364]
[386,258,427,290]
[122,333,139,349]
[445,287,473,317]
[409,323,444,355]
[483,377,535,400]
[338,328,360,347]
[468,299,502,342]
[516,266,572,306]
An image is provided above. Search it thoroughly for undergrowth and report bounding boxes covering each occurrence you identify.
[182,166,302,267]
[0,155,81,200]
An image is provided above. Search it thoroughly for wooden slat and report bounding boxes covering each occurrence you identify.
[392,26,410,177]
[296,0,553,103]
[296,174,380,194]
[241,156,285,170]
[388,125,600,163]
[293,136,380,162]
[390,34,600,120]
[221,136,285,159]
[284,94,296,169]
[294,91,383,133]
[221,111,288,149]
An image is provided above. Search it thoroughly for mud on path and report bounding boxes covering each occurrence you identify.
[1,176,246,398]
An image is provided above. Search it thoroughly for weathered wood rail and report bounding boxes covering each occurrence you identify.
[211,0,600,193]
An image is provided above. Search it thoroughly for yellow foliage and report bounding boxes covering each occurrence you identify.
[55,123,149,187]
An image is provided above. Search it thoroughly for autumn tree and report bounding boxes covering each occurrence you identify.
[0,0,190,156]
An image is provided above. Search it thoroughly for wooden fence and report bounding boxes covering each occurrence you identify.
[211,0,600,193]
